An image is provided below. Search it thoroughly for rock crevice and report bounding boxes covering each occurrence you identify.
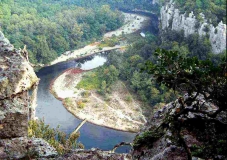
[0,31,57,159]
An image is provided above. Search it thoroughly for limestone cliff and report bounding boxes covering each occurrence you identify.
[0,31,57,159]
[160,1,226,54]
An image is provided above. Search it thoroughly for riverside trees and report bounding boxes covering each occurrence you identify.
[0,0,124,64]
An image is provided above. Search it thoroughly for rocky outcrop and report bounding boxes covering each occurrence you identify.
[0,32,14,52]
[0,137,57,159]
[131,94,227,159]
[160,1,226,54]
[57,148,132,160]
[0,30,57,159]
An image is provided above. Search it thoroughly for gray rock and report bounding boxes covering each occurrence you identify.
[160,2,226,54]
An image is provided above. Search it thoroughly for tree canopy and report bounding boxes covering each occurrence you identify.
[142,49,227,117]
[0,0,124,64]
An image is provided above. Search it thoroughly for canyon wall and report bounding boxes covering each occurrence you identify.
[160,1,226,54]
[0,31,57,159]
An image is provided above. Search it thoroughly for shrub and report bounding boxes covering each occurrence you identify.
[28,120,84,155]
[77,100,85,109]
[125,95,132,102]
[64,98,73,107]
[81,91,91,98]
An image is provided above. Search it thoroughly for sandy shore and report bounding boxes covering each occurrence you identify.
[49,13,150,66]
[50,68,151,133]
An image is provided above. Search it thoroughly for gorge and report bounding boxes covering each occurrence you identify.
[0,0,226,159]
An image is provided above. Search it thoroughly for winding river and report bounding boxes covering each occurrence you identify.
[36,12,158,153]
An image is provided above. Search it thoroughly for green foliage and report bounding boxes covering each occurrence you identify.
[77,72,100,90]
[142,49,226,116]
[133,130,164,149]
[106,39,177,106]
[28,120,84,155]
[64,98,73,107]
[77,65,119,94]
[59,0,160,14]
[99,36,120,48]
[0,0,124,64]
[81,91,91,98]
[191,145,205,157]
[172,0,226,24]
[77,100,86,109]
[125,95,132,102]
[161,30,212,60]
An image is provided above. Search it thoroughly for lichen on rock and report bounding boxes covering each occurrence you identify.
[0,31,58,159]
[131,94,227,159]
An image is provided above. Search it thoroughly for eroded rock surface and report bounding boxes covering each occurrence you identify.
[57,148,132,160]
[131,94,227,159]
[0,31,57,159]
[0,137,57,159]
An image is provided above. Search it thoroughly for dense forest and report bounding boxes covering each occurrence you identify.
[1,0,225,105]
[173,0,226,25]
[0,0,124,64]
[0,0,226,64]
[98,25,225,106]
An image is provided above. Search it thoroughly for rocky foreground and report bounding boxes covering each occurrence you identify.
[0,31,58,159]
[132,93,227,160]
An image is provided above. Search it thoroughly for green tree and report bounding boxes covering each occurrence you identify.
[143,49,226,117]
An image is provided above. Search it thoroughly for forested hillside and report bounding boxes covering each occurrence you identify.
[57,0,160,13]
[0,0,123,64]
[173,0,226,24]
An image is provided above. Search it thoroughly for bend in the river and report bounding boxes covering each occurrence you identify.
[36,11,158,153]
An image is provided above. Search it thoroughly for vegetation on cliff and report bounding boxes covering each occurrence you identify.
[143,48,226,116]
[28,120,84,155]
[159,0,226,24]
[132,49,227,159]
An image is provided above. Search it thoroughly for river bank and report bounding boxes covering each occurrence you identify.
[48,12,150,66]
[50,68,151,133]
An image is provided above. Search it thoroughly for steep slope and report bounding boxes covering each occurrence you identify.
[0,31,57,159]
[160,1,226,54]
[131,94,227,159]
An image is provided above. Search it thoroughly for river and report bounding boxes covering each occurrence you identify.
[36,11,158,153]
[36,54,135,153]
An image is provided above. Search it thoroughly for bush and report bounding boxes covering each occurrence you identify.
[125,95,132,102]
[77,100,86,109]
[104,95,111,101]
[28,120,84,155]
[81,91,91,98]
[64,98,73,107]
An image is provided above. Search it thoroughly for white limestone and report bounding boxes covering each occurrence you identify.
[160,2,226,54]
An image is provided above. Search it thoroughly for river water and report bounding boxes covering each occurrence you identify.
[36,11,158,153]
[36,54,135,153]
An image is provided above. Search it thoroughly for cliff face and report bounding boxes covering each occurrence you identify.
[0,31,57,159]
[160,1,226,54]
[131,94,227,159]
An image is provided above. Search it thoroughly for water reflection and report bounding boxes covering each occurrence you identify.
[36,54,136,153]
